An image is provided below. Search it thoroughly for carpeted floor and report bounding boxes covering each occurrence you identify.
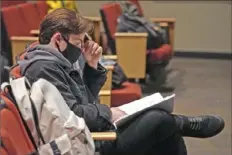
[143,57,231,155]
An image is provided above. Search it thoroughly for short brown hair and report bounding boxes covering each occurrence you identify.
[39,8,93,44]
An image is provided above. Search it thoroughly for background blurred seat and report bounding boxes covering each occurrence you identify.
[19,3,41,30]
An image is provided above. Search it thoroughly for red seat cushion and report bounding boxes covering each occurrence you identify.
[2,6,30,37]
[35,1,49,20]
[111,82,142,107]
[147,44,173,61]
[19,3,41,30]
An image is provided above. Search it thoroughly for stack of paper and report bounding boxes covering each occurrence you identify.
[114,93,175,127]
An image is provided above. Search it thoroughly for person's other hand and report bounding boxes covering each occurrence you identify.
[83,41,102,69]
[111,107,127,122]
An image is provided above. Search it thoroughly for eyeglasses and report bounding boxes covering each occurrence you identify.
[62,35,84,49]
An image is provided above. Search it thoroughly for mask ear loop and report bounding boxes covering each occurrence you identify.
[55,42,62,53]
[56,35,68,53]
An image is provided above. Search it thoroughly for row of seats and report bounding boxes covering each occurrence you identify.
[2,1,48,37]
[1,1,143,108]
[1,1,175,108]
[1,1,49,65]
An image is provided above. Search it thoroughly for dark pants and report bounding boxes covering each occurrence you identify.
[101,110,187,155]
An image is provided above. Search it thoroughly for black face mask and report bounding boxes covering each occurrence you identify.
[57,36,82,64]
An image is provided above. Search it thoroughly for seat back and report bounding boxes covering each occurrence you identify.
[35,1,49,20]
[18,3,41,30]
[0,92,36,155]
[1,0,26,8]
[100,3,122,54]
[1,6,30,37]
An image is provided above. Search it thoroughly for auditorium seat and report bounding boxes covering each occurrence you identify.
[127,0,176,50]
[1,6,30,37]
[1,0,26,8]
[100,2,173,63]
[35,1,49,20]
[18,3,41,30]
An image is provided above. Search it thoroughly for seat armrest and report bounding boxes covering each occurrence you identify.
[30,30,39,35]
[84,16,101,22]
[150,18,176,50]
[150,17,176,23]
[103,55,118,60]
[91,132,117,141]
[159,22,168,27]
[104,65,114,71]
[11,36,38,41]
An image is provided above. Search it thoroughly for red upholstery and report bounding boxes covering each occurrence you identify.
[19,3,41,30]
[111,82,142,107]
[148,44,172,61]
[0,94,35,154]
[100,3,122,40]
[1,6,30,37]
[127,0,143,16]
[1,0,26,8]
[35,1,49,20]
[0,147,8,155]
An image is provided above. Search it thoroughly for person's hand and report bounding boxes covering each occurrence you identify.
[111,107,126,123]
[83,41,102,69]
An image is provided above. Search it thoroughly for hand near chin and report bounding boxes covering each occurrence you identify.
[83,41,102,69]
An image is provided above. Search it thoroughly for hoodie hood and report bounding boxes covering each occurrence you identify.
[19,44,72,75]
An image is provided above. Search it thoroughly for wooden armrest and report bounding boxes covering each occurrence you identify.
[103,55,118,60]
[10,36,38,41]
[99,90,111,96]
[115,32,148,37]
[91,132,117,141]
[150,18,176,23]
[159,22,168,27]
[30,30,40,35]
[84,16,101,22]
[104,65,114,71]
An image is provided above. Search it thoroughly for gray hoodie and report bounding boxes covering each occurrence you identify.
[18,44,113,131]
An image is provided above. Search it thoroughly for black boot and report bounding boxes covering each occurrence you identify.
[174,115,225,138]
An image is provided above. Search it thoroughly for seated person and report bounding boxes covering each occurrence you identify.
[15,8,225,155]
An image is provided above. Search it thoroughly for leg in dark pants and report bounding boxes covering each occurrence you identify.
[101,110,187,155]
[146,133,187,155]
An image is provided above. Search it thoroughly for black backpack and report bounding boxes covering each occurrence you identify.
[112,62,128,89]
[100,58,128,89]
[117,2,167,49]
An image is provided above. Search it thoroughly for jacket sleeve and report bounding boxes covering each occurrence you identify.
[83,63,107,99]
[25,62,112,131]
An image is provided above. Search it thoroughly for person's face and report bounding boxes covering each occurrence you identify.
[55,33,86,52]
